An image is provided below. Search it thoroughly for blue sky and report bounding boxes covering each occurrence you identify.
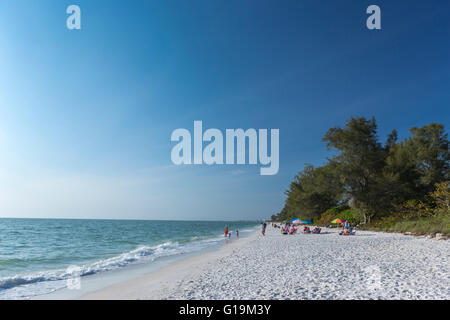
[0,0,448,220]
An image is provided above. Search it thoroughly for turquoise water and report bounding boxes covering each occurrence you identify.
[0,219,258,299]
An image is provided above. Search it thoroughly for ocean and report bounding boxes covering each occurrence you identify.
[0,218,259,299]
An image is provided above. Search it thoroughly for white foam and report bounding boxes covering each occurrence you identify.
[0,234,230,300]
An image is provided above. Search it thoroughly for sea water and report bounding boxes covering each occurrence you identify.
[0,219,258,299]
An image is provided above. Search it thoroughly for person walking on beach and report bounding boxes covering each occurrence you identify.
[261,222,267,236]
[236,229,239,238]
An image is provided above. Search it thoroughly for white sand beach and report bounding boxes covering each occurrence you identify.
[81,226,450,300]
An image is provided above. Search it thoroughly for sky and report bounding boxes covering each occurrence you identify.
[0,0,448,220]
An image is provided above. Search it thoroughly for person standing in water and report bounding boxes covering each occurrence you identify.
[224,225,228,237]
[236,229,239,238]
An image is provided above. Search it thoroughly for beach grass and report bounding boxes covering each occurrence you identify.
[361,214,450,237]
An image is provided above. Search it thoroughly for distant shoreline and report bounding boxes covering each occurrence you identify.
[0,217,261,223]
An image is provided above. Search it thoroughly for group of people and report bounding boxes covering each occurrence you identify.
[224,225,239,238]
[275,222,322,235]
[339,221,356,236]
[225,221,355,240]
[280,223,296,235]
[267,221,357,236]
[302,225,322,234]
[262,220,357,237]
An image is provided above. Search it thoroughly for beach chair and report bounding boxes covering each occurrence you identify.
[340,228,355,236]
[312,227,321,234]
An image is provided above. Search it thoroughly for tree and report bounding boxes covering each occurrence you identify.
[430,181,450,214]
[271,206,289,222]
[408,123,449,193]
[284,163,344,221]
[322,116,386,223]
[386,129,398,151]
[383,140,422,205]
[273,117,449,229]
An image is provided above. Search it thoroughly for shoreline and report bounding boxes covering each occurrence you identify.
[31,226,259,300]
[79,226,450,300]
[80,229,261,300]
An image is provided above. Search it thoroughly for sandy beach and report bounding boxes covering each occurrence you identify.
[80,226,450,300]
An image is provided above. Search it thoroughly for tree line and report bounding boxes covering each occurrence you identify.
[272,116,449,231]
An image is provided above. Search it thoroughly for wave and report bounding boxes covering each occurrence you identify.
[0,224,259,299]
[0,235,225,298]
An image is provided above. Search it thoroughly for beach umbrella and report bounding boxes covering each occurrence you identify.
[331,218,346,224]
[290,218,300,222]
[301,220,313,225]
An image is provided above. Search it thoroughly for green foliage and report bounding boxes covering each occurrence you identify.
[322,117,388,221]
[392,181,450,220]
[324,205,349,216]
[272,116,449,236]
[394,199,433,220]
[383,142,422,206]
[314,212,335,226]
[281,163,344,221]
[408,124,449,192]
[430,181,450,214]
[366,214,450,236]
[338,209,358,224]
[358,181,450,235]
[314,205,348,225]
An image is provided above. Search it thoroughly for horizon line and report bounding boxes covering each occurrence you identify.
[0,216,264,222]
